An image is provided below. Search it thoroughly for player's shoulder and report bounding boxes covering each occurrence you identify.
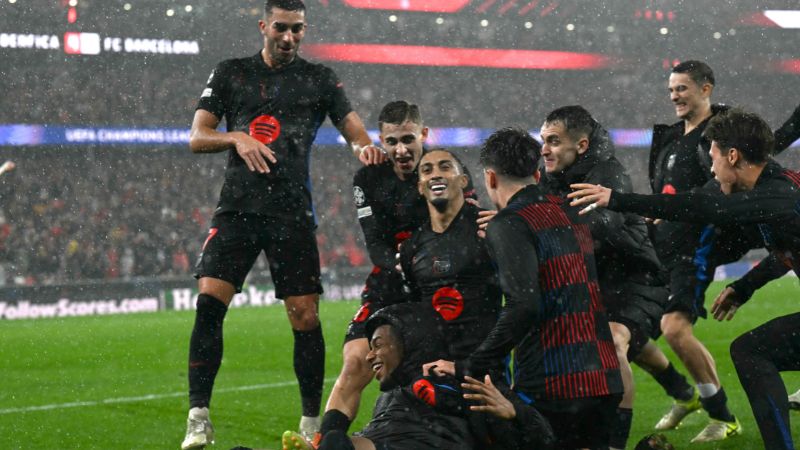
[215,54,259,70]
[295,57,337,76]
[354,160,394,184]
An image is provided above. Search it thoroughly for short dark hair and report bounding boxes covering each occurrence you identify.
[422,148,468,174]
[672,60,715,87]
[544,105,595,142]
[703,108,774,164]
[378,100,422,130]
[480,127,541,179]
[265,0,306,16]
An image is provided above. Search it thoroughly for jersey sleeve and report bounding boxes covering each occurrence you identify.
[608,188,797,226]
[353,169,397,269]
[456,214,541,380]
[728,253,791,303]
[321,67,353,127]
[196,61,231,120]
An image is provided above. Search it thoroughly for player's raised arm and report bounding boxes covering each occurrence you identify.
[338,111,387,165]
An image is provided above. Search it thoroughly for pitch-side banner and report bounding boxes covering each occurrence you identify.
[0,278,364,321]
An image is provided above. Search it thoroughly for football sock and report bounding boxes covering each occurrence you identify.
[653,363,694,401]
[318,430,355,450]
[188,294,228,408]
[320,409,352,437]
[294,324,325,417]
[700,387,735,422]
[609,407,633,450]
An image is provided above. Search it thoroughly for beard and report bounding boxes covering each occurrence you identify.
[430,197,449,212]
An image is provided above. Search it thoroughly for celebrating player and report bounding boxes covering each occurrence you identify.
[570,108,800,450]
[181,1,385,448]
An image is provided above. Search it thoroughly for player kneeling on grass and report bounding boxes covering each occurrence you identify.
[569,108,800,450]
[283,303,473,450]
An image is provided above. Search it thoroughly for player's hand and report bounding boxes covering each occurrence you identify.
[462,375,516,420]
[357,144,387,165]
[711,286,742,321]
[476,209,497,239]
[645,217,663,225]
[567,183,612,215]
[233,132,277,174]
[422,360,455,377]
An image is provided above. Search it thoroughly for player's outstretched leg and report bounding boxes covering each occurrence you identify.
[608,322,634,450]
[789,389,800,410]
[285,294,326,441]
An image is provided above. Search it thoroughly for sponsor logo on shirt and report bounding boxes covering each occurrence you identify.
[249,115,281,145]
[432,286,464,321]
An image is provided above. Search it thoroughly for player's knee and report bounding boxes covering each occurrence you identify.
[729,333,755,367]
[661,315,690,343]
[286,304,320,330]
[609,324,630,356]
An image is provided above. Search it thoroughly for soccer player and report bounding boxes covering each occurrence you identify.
[400,149,502,363]
[317,101,476,445]
[570,108,800,450]
[181,1,385,448]
[539,105,683,449]
[284,303,474,450]
[426,128,623,449]
[645,60,741,441]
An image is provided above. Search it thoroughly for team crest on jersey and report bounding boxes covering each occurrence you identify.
[432,287,464,321]
[249,115,281,145]
[353,186,365,206]
[432,257,451,274]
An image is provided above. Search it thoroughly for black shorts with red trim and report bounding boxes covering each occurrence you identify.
[194,212,322,298]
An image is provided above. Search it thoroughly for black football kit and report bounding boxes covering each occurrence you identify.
[399,203,502,362]
[188,53,353,418]
[608,161,800,450]
[194,53,353,295]
[346,158,476,342]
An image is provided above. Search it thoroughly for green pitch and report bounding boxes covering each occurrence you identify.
[2,279,799,449]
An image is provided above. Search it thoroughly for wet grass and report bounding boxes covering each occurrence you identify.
[1,279,798,449]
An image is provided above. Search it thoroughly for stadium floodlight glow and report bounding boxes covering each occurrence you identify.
[123,3,131,11]
[525,22,533,29]
[763,10,800,29]
[713,31,721,39]
[480,19,489,27]
[342,0,469,13]
[166,8,175,16]
[389,14,397,22]
[659,27,668,34]
[68,0,78,6]
[304,43,614,70]
[8,0,16,4]
[435,17,444,25]
[566,23,575,31]
[185,5,193,12]
[606,25,615,32]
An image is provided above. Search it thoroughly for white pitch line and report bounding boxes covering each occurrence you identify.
[0,378,336,415]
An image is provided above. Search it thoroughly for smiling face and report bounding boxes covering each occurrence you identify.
[668,72,711,122]
[540,121,587,174]
[259,7,306,67]
[366,324,403,389]
[380,120,428,179]
[418,150,467,212]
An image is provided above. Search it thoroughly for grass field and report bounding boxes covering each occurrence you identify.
[2,279,799,449]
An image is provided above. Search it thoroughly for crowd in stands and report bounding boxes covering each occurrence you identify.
[0,149,372,286]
